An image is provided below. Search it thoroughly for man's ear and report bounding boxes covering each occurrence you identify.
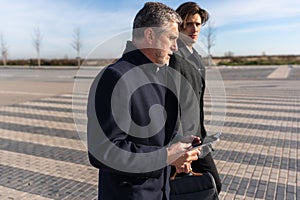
[144,28,155,45]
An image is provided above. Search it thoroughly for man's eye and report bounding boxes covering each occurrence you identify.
[186,22,201,27]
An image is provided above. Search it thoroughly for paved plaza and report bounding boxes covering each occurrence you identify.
[0,65,299,199]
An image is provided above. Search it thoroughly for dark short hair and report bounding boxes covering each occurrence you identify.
[176,2,209,30]
[133,2,182,39]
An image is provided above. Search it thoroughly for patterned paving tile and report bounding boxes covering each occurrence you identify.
[0,67,299,199]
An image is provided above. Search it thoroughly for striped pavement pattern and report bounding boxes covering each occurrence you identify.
[0,66,299,199]
[0,94,98,200]
[206,78,300,199]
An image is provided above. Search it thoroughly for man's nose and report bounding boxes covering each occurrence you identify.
[171,41,178,51]
[192,24,198,31]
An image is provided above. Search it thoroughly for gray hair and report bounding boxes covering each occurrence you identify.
[132,2,182,39]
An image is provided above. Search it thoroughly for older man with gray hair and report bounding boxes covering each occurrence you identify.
[87,2,201,200]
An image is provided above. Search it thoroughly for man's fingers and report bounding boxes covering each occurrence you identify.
[175,162,192,173]
[180,135,200,144]
[183,148,201,162]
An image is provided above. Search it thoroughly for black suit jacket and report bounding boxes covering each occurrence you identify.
[169,39,207,139]
[169,40,222,193]
[87,41,179,200]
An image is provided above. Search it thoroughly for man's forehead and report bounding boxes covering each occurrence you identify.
[164,28,179,37]
[186,14,202,22]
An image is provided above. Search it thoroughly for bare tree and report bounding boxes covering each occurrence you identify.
[32,26,42,67]
[202,20,216,66]
[71,26,82,67]
[0,33,8,66]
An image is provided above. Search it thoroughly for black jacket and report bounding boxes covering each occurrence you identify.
[169,40,222,193]
[87,41,179,200]
[169,39,207,139]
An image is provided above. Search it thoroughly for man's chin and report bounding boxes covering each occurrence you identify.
[188,38,197,44]
[164,55,171,65]
[155,58,169,66]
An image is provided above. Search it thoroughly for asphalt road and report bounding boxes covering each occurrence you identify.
[0,67,102,106]
[1,65,299,106]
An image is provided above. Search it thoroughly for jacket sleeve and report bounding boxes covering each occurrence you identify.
[87,66,167,178]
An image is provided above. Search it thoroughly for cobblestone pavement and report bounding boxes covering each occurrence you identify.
[0,65,299,199]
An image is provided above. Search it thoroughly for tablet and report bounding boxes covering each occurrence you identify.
[190,132,221,150]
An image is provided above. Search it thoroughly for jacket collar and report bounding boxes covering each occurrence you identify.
[121,41,153,66]
[121,41,167,73]
[177,39,192,59]
[176,39,201,59]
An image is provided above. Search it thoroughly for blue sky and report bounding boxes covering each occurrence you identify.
[1,0,300,59]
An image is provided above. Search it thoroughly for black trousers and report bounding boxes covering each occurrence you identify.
[191,152,222,194]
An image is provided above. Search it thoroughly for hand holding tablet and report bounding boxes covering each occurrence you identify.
[189,132,221,151]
